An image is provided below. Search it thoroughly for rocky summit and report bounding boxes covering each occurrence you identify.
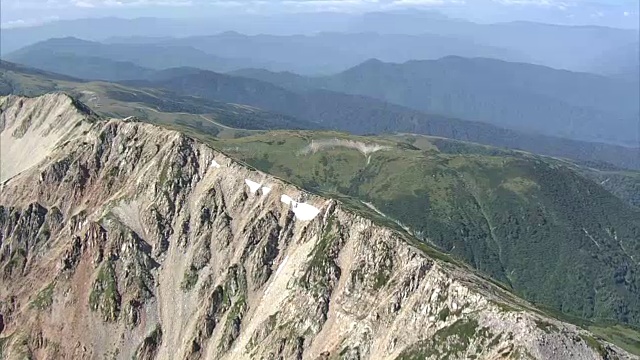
[0,93,636,360]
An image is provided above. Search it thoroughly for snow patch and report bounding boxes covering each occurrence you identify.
[261,186,272,196]
[210,160,221,169]
[245,179,261,193]
[280,194,320,221]
[281,194,294,205]
[293,202,321,221]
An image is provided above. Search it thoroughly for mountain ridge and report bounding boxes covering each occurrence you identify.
[3,37,283,75]
[0,93,637,359]
[236,56,640,147]
[125,65,640,170]
[3,59,639,171]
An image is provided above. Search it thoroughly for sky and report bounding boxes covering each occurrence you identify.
[1,0,639,29]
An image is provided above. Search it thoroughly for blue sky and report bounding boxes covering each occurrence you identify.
[1,0,638,28]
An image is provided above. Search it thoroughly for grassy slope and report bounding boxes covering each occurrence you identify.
[211,131,640,334]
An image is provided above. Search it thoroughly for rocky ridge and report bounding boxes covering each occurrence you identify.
[0,93,636,359]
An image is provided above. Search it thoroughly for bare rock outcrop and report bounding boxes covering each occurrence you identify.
[0,94,635,360]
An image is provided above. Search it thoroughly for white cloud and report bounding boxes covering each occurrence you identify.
[492,0,573,9]
[392,0,464,4]
[5,0,194,9]
[0,16,60,28]
[73,0,96,7]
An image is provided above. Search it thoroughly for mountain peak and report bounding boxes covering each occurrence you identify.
[0,93,97,183]
[0,93,636,359]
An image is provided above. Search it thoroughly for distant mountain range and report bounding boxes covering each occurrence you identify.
[234,56,640,147]
[3,35,526,75]
[2,59,638,171]
[3,37,282,74]
[6,38,637,146]
[2,14,638,75]
[0,60,319,133]
[123,67,640,171]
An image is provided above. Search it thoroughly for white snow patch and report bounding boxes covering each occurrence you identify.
[245,179,261,193]
[292,202,321,221]
[281,194,294,205]
[261,186,272,196]
[210,160,221,169]
[280,194,320,221]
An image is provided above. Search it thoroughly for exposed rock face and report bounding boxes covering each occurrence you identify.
[0,93,636,360]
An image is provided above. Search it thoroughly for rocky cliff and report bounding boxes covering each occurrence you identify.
[0,93,636,360]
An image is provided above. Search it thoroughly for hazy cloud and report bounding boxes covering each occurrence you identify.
[1,0,638,28]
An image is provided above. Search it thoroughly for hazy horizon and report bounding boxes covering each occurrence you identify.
[2,0,639,30]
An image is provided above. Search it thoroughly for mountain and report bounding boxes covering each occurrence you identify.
[349,13,639,73]
[3,37,280,74]
[236,57,640,147]
[0,60,319,134]
[216,130,640,332]
[154,31,528,74]
[0,93,638,359]
[125,66,640,170]
[4,52,157,82]
[2,59,639,171]
[2,14,636,74]
[591,42,640,80]
[5,33,527,76]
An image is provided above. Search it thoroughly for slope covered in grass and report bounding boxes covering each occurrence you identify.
[213,131,640,330]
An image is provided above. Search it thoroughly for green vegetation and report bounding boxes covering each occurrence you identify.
[4,59,640,171]
[217,265,249,353]
[300,213,342,294]
[89,260,121,322]
[181,266,199,291]
[30,282,55,310]
[396,319,497,359]
[579,168,640,209]
[589,325,640,356]
[534,320,560,334]
[438,307,451,322]
[134,324,163,359]
[215,131,640,331]
[0,60,319,139]
[580,334,608,358]
[242,56,638,147]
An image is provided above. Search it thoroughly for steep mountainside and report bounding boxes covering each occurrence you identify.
[214,131,640,331]
[0,93,637,359]
[235,57,640,147]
